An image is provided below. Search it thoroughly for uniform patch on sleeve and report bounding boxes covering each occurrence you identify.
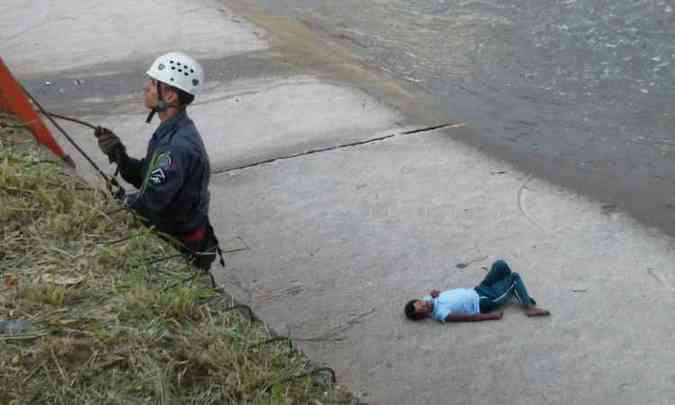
[156,152,172,170]
[148,152,172,185]
[149,168,166,185]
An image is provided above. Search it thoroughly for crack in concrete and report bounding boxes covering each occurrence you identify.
[517,173,548,233]
[213,122,465,174]
[293,307,377,343]
[647,268,675,292]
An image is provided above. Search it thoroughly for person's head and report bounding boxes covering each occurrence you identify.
[144,52,204,120]
[404,299,432,321]
[143,79,195,110]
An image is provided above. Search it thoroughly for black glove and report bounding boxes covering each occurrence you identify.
[94,126,126,164]
[112,186,126,202]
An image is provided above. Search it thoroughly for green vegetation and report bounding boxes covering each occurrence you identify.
[0,111,356,404]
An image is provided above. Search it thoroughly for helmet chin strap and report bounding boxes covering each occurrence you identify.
[145,81,170,124]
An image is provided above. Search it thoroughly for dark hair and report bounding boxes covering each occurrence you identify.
[404,299,426,321]
[172,86,195,106]
[158,82,195,107]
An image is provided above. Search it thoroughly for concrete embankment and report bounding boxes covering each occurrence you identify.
[3,1,675,403]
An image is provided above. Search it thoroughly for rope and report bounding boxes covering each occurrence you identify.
[279,367,337,385]
[19,91,227,290]
[19,84,120,192]
[221,304,256,320]
[8,98,343,391]
[42,111,97,130]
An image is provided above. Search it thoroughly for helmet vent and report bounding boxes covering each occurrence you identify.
[148,53,203,96]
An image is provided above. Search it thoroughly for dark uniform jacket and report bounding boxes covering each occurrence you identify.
[117,110,211,237]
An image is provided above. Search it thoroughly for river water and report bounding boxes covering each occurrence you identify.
[256,0,675,233]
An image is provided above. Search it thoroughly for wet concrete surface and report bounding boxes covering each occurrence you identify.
[243,0,675,235]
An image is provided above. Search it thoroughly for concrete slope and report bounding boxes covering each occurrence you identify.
[213,124,675,404]
[1,0,267,76]
[3,0,404,181]
[62,76,402,175]
[3,1,675,405]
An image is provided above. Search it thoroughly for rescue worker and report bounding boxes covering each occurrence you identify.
[94,52,222,273]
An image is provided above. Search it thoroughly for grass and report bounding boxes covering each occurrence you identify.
[0,111,358,405]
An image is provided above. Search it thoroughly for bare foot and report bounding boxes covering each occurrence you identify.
[525,307,550,317]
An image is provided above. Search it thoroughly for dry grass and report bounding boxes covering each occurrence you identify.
[0,111,358,405]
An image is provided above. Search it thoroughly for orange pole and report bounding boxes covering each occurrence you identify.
[0,56,66,159]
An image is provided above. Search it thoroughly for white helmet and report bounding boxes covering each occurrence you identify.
[146,52,204,96]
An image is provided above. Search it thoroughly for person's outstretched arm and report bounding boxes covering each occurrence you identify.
[444,312,503,322]
[115,153,144,188]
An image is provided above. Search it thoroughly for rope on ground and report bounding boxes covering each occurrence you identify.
[104,207,128,216]
[279,367,337,386]
[252,366,337,393]
[251,334,346,349]
[145,254,184,266]
[220,304,256,321]
[11,100,341,387]
[162,272,200,291]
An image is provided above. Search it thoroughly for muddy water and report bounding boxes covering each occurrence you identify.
[253,0,675,234]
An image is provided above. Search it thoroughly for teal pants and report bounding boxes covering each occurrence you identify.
[474,260,536,313]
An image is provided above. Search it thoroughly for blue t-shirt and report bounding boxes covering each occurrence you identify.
[423,288,480,322]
